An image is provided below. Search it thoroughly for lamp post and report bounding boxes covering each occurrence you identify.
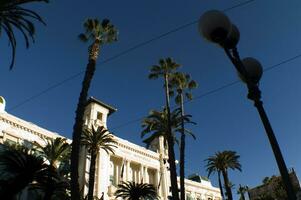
[198,10,296,200]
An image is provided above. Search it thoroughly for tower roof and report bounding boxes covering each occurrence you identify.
[86,97,117,116]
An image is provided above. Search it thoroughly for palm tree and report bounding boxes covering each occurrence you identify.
[70,18,117,200]
[237,184,248,200]
[148,58,180,200]
[81,125,117,200]
[141,108,182,147]
[34,137,71,169]
[31,166,70,200]
[205,150,241,200]
[115,181,158,200]
[0,0,48,70]
[169,71,197,200]
[205,153,225,199]
[0,144,48,199]
[141,107,195,200]
[33,137,71,199]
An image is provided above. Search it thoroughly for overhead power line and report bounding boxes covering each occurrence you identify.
[110,53,301,131]
[8,0,256,111]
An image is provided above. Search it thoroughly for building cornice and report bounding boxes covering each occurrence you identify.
[0,113,59,140]
[115,137,160,160]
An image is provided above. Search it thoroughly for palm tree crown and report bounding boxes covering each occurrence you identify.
[34,137,71,168]
[206,151,241,174]
[78,18,117,60]
[0,144,48,198]
[141,108,180,148]
[115,181,159,200]
[149,57,180,80]
[81,125,117,154]
[205,150,242,200]
[0,0,47,69]
[79,18,118,44]
[141,107,194,148]
[169,72,198,103]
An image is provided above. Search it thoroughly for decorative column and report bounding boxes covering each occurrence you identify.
[144,166,149,183]
[126,160,130,181]
[139,164,144,183]
[156,169,162,197]
[120,159,125,182]
[134,169,137,183]
[114,163,118,186]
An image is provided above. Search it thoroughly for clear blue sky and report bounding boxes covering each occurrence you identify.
[1,0,301,198]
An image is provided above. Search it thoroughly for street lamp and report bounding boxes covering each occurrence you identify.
[199,10,296,200]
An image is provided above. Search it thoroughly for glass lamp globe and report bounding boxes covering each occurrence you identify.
[198,10,232,44]
[239,57,263,84]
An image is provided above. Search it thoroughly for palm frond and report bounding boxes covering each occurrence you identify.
[0,1,46,69]
[79,18,118,45]
[115,181,158,200]
[81,125,117,155]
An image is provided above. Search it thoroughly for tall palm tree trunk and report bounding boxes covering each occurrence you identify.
[222,170,233,200]
[179,93,186,200]
[71,40,100,200]
[87,151,97,200]
[164,74,179,200]
[218,171,225,199]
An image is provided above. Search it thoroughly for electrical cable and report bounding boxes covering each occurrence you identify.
[7,0,256,111]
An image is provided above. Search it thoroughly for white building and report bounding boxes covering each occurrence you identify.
[0,96,221,200]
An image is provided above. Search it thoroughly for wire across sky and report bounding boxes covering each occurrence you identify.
[7,0,301,132]
[7,0,256,112]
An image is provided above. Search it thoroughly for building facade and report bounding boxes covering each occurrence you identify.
[248,170,301,200]
[0,96,221,200]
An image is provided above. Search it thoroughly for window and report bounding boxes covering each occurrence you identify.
[97,112,103,121]
[110,175,114,185]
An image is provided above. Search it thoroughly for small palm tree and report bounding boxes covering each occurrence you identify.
[148,58,181,200]
[205,150,241,200]
[33,137,71,199]
[0,0,48,69]
[81,125,117,200]
[34,137,71,169]
[169,71,197,200]
[115,181,158,200]
[31,166,70,200]
[70,18,117,200]
[141,108,181,147]
[237,184,248,200]
[0,144,48,199]
[205,153,225,199]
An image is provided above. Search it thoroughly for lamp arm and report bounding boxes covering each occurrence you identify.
[224,47,248,79]
[224,47,262,102]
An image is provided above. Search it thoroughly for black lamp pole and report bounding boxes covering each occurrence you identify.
[198,10,296,200]
[224,47,296,200]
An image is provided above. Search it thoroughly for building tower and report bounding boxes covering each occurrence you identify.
[149,136,170,199]
[78,97,116,199]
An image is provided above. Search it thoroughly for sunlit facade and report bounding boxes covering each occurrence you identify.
[0,96,221,200]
